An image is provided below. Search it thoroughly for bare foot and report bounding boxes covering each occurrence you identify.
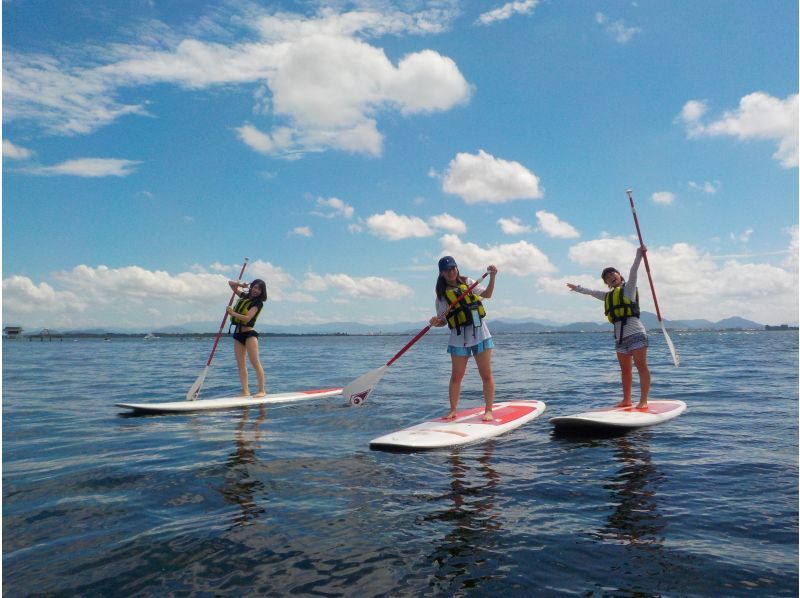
[636,401,648,409]
[253,391,267,398]
[443,411,457,420]
[616,401,633,408]
[241,389,251,397]
[482,411,494,422]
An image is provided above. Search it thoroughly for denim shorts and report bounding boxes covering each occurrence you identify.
[615,332,648,355]
[447,337,495,357]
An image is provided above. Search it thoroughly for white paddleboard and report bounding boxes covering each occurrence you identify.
[117,387,343,413]
[369,400,546,451]
[550,399,686,432]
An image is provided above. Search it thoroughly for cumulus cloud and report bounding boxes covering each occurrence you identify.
[3,139,34,160]
[688,180,720,194]
[730,228,754,243]
[651,191,675,205]
[313,196,354,219]
[290,226,313,237]
[476,1,539,26]
[366,210,433,240]
[535,210,580,238]
[561,234,798,323]
[677,92,799,168]
[441,149,543,204]
[440,233,556,276]
[22,158,141,177]
[498,216,532,235]
[4,7,470,157]
[595,12,641,44]
[301,272,412,298]
[428,212,467,234]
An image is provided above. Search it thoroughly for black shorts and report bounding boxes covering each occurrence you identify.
[233,330,259,345]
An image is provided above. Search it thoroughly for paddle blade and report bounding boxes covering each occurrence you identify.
[342,365,388,406]
[660,321,680,367]
[186,366,210,401]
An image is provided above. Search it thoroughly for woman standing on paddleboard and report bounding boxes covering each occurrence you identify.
[226,278,267,398]
[566,246,651,408]
[429,256,498,421]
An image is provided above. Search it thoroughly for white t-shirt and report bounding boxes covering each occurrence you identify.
[435,278,493,348]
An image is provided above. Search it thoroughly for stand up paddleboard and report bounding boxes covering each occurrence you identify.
[117,388,343,414]
[370,400,546,451]
[550,399,686,434]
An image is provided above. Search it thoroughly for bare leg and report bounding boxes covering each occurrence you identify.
[245,336,266,397]
[632,346,650,408]
[474,349,495,421]
[234,339,250,396]
[445,355,469,419]
[616,352,633,407]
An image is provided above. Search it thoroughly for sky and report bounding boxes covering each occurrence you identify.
[3,0,798,332]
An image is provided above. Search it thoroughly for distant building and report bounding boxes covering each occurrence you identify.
[4,326,23,338]
[765,324,799,331]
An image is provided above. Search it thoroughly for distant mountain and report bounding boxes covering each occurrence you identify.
[17,312,771,337]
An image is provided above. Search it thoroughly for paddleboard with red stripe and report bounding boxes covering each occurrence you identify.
[550,399,686,432]
[369,400,546,451]
[117,388,343,413]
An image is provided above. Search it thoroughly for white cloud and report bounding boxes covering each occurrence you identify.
[301,272,412,299]
[23,158,141,177]
[498,216,532,235]
[440,233,556,276]
[730,228,754,243]
[313,196,355,219]
[677,92,799,168]
[366,210,433,240]
[428,212,467,234]
[688,180,720,194]
[442,149,543,204]
[651,191,675,205]
[290,226,313,237]
[561,235,798,323]
[3,139,34,160]
[4,7,469,157]
[476,1,539,26]
[595,12,641,44]
[535,210,580,238]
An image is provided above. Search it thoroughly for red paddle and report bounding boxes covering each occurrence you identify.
[186,257,249,400]
[343,272,490,406]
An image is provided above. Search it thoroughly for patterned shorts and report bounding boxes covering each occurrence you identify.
[615,332,648,355]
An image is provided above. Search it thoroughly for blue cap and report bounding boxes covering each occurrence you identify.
[438,256,458,272]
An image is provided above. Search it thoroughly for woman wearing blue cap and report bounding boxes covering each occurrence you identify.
[429,256,498,421]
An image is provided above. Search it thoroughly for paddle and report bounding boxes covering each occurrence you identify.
[626,190,680,366]
[343,271,490,406]
[186,257,250,400]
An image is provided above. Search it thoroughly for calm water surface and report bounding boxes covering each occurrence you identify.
[3,331,798,596]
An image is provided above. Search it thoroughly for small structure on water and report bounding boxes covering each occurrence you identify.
[4,326,23,339]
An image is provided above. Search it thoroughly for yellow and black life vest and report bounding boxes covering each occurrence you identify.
[604,286,640,323]
[230,295,263,331]
[444,284,486,335]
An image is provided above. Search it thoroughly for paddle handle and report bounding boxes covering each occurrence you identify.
[626,190,665,323]
[205,257,249,366]
[385,272,489,367]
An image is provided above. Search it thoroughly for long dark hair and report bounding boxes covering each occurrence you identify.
[435,271,468,300]
[246,279,268,302]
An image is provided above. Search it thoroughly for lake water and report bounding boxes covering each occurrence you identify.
[3,331,798,596]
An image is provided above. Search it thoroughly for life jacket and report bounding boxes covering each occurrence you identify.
[444,283,486,335]
[604,285,639,339]
[230,295,263,332]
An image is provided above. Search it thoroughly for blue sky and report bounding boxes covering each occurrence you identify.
[3,0,798,331]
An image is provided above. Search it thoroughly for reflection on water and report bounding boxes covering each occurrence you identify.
[219,405,268,528]
[425,444,502,591]
[595,433,665,548]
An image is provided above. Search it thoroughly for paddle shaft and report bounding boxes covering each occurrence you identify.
[626,191,666,323]
[205,258,249,367]
[386,272,489,367]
